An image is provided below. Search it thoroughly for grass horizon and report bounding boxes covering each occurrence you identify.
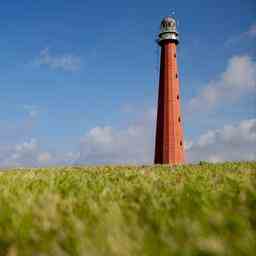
[0,162,255,255]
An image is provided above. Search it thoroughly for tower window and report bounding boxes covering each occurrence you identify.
[180,141,183,146]
[176,73,178,79]
[178,117,181,122]
[177,95,180,100]
[174,53,176,58]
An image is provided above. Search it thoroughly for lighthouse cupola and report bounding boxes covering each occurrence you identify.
[158,16,179,45]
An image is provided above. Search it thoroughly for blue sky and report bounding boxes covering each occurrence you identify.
[0,0,255,166]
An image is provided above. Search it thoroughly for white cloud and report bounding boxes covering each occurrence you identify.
[197,131,216,147]
[187,55,256,112]
[222,55,256,90]
[37,48,81,72]
[15,138,37,154]
[187,119,256,163]
[0,139,54,168]
[2,138,39,167]
[77,109,155,165]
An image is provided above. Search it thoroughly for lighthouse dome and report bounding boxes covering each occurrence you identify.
[161,16,177,30]
[158,16,179,45]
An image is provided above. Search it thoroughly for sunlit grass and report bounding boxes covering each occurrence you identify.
[0,162,255,255]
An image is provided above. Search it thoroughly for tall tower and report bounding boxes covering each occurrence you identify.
[154,16,185,165]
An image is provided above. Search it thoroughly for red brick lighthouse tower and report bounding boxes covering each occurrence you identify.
[154,16,185,165]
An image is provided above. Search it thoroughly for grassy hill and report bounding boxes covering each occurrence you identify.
[0,162,255,256]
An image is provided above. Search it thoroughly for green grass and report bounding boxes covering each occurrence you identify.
[0,162,256,256]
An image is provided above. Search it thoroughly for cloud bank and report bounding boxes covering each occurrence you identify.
[186,119,256,163]
[0,139,50,167]
[76,118,256,165]
[0,116,255,168]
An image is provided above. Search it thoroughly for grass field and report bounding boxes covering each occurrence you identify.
[0,162,256,256]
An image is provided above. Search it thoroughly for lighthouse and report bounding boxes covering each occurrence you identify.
[154,16,185,165]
